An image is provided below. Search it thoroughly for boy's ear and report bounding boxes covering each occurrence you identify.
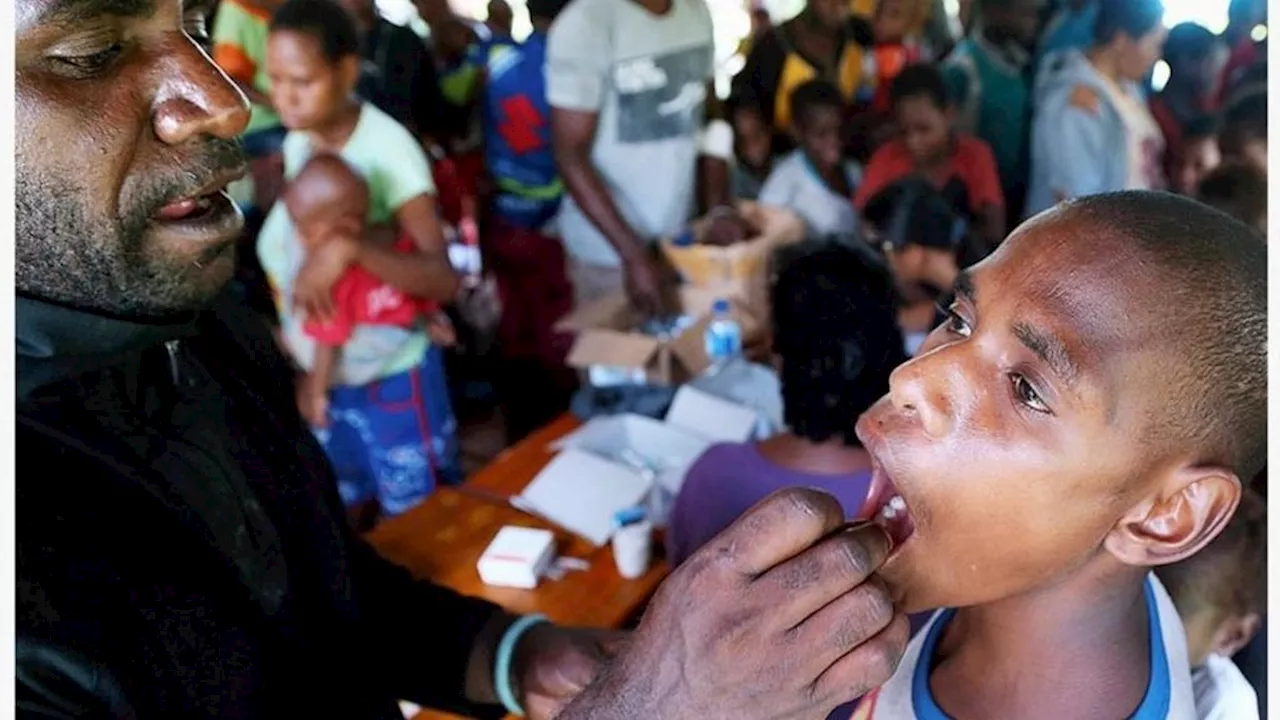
[1211,612,1261,660]
[1104,465,1242,567]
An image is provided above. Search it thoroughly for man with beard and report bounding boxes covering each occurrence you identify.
[14,0,909,715]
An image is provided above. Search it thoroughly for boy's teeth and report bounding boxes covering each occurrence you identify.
[879,495,906,521]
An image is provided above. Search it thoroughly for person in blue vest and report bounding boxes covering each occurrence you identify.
[474,0,577,441]
[942,0,1041,222]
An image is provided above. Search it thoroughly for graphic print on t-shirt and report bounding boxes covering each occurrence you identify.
[612,44,711,144]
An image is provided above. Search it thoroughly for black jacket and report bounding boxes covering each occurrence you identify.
[358,17,448,142]
[16,293,504,719]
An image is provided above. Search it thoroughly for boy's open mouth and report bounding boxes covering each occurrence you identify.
[857,460,916,552]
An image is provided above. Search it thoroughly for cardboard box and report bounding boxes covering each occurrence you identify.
[660,201,805,315]
[558,291,761,386]
[477,526,557,589]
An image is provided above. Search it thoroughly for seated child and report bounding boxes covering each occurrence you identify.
[1219,91,1267,176]
[1198,162,1267,234]
[861,177,967,353]
[283,154,455,428]
[855,64,1006,253]
[1155,489,1265,720]
[667,241,905,566]
[848,190,1266,719]
[758,81,864,239]
[728,92,781,202]
[1171,115,1222,196]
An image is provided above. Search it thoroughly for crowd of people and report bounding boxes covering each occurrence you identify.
[13,0,1269,715]
[204,0,1269,710]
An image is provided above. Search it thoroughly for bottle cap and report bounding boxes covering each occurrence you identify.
[712,299,730,313]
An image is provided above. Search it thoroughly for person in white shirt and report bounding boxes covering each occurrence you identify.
[1156,489,1265,720]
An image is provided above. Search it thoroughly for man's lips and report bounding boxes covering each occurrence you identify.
[153,166,246,223]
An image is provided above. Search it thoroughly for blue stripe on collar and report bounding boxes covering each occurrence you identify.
[911,578,1170,719]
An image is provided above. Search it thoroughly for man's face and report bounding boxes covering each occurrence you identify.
[992,0,1044,48]
[809,0,849,31]
[16,0,250,317]
[856,215,1174,613]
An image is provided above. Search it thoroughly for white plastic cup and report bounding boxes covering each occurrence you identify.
[612,520,653,579]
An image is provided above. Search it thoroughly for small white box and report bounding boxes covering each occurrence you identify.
[477,526,557,590]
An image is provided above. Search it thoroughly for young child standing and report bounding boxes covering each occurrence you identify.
[758,81,864,239]
[259,0,463,516]
[1156,490,1265,720]
[848,190,1266,719]
[855,64,1005,253]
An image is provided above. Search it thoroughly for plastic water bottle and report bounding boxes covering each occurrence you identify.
[704,299,742,370]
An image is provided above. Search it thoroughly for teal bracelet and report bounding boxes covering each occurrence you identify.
[494,614,549,717]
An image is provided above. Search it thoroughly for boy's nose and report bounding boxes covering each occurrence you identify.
[887,361,954,439]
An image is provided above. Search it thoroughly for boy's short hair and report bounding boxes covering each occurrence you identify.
[890,63,950,110]
[1163,22,1220,68]
[788,80,845,128]
[1155,489,1266,620]
[1198,163,1267,231]
[271,0,361,63]
[1062,192,1267,482]
[1093,0,1164,45]
[770,242,906,446]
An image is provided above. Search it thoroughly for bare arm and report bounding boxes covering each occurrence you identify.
[354,195,460,302]
[550,108,648,265]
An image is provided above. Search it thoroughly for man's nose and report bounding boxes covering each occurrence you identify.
[151,35,250,145]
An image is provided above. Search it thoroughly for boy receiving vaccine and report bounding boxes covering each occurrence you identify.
[849,191,1265,720]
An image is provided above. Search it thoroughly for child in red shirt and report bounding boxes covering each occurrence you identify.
[283,153,455,426]
[855,63,1005,253]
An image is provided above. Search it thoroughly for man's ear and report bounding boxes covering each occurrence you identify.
[1211,612,1261,659]
[1104,465,1242,567]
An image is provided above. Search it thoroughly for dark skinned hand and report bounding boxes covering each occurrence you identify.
[513,626,629,720]
[555,488,910,720]
[622,253,666,318]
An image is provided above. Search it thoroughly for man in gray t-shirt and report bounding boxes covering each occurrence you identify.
[547,0,731,312]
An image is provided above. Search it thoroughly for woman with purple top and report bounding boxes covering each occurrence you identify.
[667,242,908,566]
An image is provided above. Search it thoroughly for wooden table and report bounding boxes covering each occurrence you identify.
[364,414,670,720]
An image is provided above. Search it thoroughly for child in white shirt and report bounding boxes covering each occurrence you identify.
[1156,489,1265,720]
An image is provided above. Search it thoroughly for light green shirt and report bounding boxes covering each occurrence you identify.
[258,103,438,387]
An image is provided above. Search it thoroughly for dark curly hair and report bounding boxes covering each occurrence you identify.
[770,242,906,446]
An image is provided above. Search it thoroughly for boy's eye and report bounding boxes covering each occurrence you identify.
[1011,374,1050,414]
